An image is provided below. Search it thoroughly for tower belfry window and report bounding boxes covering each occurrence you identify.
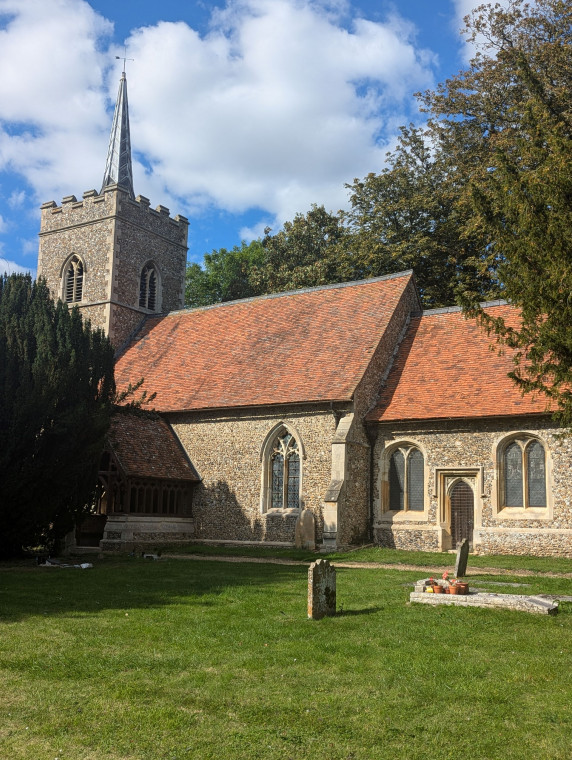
[64,256,84,303]
[139,264,158,311]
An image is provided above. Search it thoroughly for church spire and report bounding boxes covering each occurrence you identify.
[101,71,134,199]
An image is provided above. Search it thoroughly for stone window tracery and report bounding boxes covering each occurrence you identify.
[270,432,300,510]
[501,436,546,508]
[63,255,84,303]
[388,445,424,512]
[139,263,158,311]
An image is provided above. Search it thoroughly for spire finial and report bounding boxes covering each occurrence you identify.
[116,47,134,76]
[101,60,135,198]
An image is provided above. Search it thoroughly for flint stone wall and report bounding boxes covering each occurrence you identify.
[169,405,339,544]
[38,186,188,348]
[333,275,420,546]
[372,416,572,557]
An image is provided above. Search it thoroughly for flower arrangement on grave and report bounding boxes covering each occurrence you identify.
[442,571,469,595]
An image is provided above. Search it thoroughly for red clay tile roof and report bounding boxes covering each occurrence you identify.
[115,273,415,413]
[108,413,199,481]
[367,304,551,422]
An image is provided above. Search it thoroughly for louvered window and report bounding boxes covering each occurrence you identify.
[502,437,546,509]
[270,432,300,510]
[63,256,84,303]
[139,264,158,310]
[388,445,425,512]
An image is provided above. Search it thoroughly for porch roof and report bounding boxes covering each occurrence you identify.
[107,413,199,481]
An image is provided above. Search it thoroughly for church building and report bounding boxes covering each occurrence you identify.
[37,73,572,558]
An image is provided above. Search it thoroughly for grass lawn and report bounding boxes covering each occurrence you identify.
[0,555,571,760]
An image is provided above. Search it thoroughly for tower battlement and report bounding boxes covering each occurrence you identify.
[40,185,188,243]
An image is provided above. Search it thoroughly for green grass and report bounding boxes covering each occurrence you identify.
[164,542,572,575]
[0,556,571,759]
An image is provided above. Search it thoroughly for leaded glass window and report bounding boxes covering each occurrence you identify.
[505,442,523,507]
[387,445,424,512]
[502,437,547,509]
[389,450,404,510]
[272,453,284,510]
[527,441,546,507]
[270,432,300,510]
[139,264,158,310]
[407,448,424,511]
[64,256,83,303]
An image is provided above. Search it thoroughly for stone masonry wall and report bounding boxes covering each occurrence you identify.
[335,276,420,547]
[112,193,188,314]
[39,191,116,320]
[169,405,338,544]
[372,416,572,557]
[38,186,188,348]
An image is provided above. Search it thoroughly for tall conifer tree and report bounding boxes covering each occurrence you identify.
[0,274,115,556]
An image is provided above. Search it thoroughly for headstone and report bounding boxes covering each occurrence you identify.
[295,508,316,550]
[455,538,470,578]
[308,559,336,619]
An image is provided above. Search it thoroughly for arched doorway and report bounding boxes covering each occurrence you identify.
[450,480,474,547]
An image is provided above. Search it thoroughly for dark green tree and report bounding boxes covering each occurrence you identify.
[0,274,116,557]
[419,0,572,420]
[251,205,354,294]
[344,126,499,308]
[185,240,266,307]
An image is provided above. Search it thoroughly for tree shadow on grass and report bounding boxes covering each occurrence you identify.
[0,477,313,622]
[0,554,310,622]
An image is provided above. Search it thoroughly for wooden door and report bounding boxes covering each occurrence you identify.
[450,480,474,547]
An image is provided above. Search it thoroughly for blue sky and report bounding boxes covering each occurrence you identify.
[0,0,479,276]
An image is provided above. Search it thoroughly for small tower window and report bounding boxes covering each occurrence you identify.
[139,264,158,311]
[64,256,84,303]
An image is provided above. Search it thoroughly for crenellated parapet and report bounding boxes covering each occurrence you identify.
[38,183,189,349]
[40,185,188,246]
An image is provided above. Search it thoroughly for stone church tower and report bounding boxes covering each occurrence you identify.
[37,71,189,348]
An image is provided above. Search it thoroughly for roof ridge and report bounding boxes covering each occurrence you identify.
[163,270,414,318]
[421,299,509,317]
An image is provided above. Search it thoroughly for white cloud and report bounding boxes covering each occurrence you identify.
[125,0,436,225]
[240,219,274,242]
[0,0,112,199]
[0,0,437,232]
[8,189,26,208]
[0,256,34,275]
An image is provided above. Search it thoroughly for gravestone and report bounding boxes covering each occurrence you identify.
[308,559,336,619]
[295,508,316,550]
[455,538,470,578]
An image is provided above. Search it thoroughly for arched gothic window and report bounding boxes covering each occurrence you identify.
[502,437,546,508]
[270,432,300,510]
[63,255,84,303]
[139,264,158,311]
[388,445,424,511]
